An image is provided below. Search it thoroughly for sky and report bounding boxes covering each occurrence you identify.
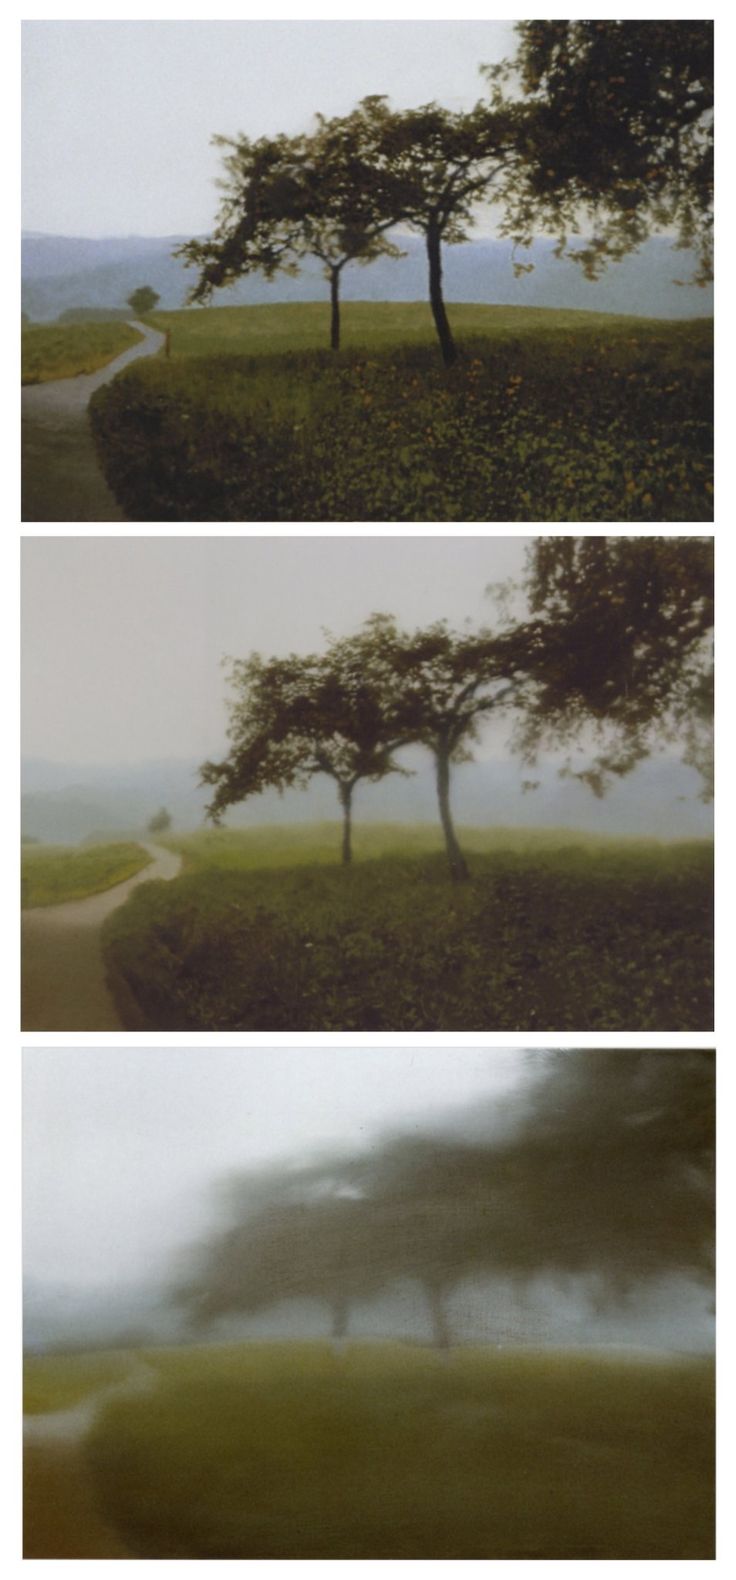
[21,535,529,766]
[22,20,516,237]
[23,1045,527,1287]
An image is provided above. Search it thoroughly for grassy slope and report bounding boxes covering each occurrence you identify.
[21,320,142,385]
[22,841,152,909]
[90,302,712,522]
[24,1342,714,1559]
[102,826,713,1032]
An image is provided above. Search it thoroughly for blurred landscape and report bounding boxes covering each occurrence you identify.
[24,1047,715,1559]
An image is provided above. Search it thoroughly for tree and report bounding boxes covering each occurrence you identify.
[200,626,411,865]
[515,536,714,799]
[179,101,401,351]
[147,807,172,836]
[177,1049,713,1353]
[491,20,713,285]
[367,98,525,366]
[126,285,161,316]
[361,616,532,882]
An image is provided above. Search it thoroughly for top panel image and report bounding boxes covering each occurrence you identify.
[21,19,712,524]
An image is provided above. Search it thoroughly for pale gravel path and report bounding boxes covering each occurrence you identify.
[22,319,165,521]
[21,841,182,1031]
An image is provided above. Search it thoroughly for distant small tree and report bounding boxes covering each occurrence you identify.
[126,285,160,316]
[147,807,172,836]
[201,627,412,865]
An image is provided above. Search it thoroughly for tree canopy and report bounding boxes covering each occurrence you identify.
[492,20,713,284]
[177,1049,713,1351]
[200,624,412,865]
[179,101,401,350]
[126,285,160,316]
[515,536,714,798]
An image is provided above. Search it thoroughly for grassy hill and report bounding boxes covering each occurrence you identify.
[21,320,142,385]
[88,301,713,521]
[24,1341,714,1559]
[101,825,713,1031]
[21,841,152,908]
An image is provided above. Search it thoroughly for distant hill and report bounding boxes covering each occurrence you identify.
[21,752,713,846]
[21,230,713,323]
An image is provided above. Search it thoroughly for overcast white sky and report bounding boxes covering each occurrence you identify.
[23,1045,529,1286]
[22,20,516,237]
[21,536,529,766]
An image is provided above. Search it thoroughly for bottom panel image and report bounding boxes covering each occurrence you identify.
[22,1045,714,1561]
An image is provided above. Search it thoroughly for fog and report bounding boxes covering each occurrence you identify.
[21,536,711,841]
[22,20,516,238]
[23,1047,714,1357]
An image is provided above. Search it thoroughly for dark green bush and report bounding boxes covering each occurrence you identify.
[89,323,713,522]
[102,844,713,1031]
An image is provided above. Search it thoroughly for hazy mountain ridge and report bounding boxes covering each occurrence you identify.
[21,753,713,845]
[21,231,714,323]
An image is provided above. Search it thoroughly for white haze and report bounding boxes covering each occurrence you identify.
[22,20,516,238]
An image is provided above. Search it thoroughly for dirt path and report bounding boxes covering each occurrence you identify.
[21,841,182,1031]
[24,1359,158,1558]
[21,319,165,521]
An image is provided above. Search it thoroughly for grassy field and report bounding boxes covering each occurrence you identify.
[101,824,713,1031]
[88,302,712,521]
[21,320,142,385]
[24,1341,714,1559]
[21,841,152,909]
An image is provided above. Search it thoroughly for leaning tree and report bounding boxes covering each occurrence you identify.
[366,96,526,365]
[200,629,412,865]
[351,615,534,883]
[179,100,402,350]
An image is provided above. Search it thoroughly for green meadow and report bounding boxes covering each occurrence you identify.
[24,1341,714,1559]
[21,321,142,385]
[88,302,713,521]
[21,841,152,909]
[101,824,713,1032]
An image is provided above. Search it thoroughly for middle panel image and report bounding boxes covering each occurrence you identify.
[20,534,713,1033]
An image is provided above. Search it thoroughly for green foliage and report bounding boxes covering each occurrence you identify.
[497,21,713,285]
[75,1342,715,1558]
[21,321,142,385]
[147,808,172,836]
[89,305,712,521]
[519,537,714,797]
[126,286,160,316]
[201,631,411,861]
[21,842,152,909]
[102,831,713,1031]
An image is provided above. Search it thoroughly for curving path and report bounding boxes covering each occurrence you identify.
[21,320,165,521]
[21,841,182,1031]
[24,1358,159,1559]
[24,1358,159,1448]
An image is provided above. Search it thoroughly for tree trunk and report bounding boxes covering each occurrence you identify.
[435,748,469,882]
[426,219,457,368]
[330,1292,349,1355]
[330,266,341,351]
[338,781,354,866]
[425,1282,452,1352]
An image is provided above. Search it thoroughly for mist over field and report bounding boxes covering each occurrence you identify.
[24,1046,714,1356]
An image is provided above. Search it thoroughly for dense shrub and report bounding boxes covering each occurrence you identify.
[89,316,712,521]
[102,843,713,1031]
